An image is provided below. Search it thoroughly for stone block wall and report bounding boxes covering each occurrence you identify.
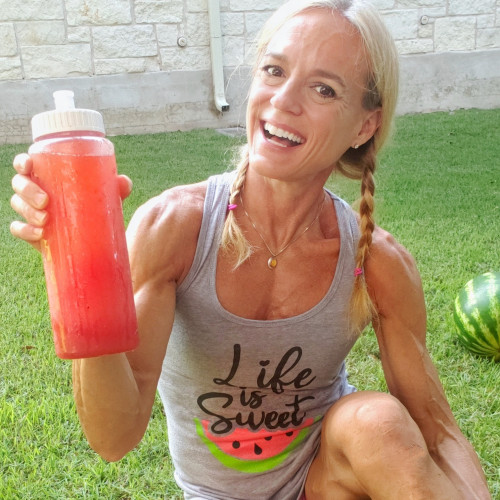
[1,0,499,143]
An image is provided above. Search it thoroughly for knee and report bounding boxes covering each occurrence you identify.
[349,391,412,433]
[322,391,424,456]
[313,393,457,499]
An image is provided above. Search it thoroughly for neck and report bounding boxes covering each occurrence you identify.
[239,169,329,252]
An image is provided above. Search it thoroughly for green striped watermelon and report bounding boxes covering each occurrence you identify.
[453,272,500,361]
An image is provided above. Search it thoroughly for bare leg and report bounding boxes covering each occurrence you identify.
[305,391,461,500]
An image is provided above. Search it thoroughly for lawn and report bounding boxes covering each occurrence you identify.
[1,108,499,498]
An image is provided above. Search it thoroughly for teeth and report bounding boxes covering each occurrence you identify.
[264,123,304,144]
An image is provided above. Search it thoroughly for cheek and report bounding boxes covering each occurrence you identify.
[318,107,360,144]
[246,87,260,125]
[308,122,352,164]
[246,107,260,142]
[247,78,275,110]
[246,88,270,136]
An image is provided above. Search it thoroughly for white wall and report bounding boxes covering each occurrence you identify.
[1,0,499,143]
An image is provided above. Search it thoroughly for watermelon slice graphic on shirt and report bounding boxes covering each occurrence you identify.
[194,416,319,473]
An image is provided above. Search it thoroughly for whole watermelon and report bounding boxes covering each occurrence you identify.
[453,271,500,361]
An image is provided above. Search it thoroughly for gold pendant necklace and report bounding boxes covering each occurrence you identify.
[240,193,325,270]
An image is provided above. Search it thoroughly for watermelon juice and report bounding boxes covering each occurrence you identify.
[29,92,138,359]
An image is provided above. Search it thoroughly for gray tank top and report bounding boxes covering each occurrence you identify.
[158,172,360,500]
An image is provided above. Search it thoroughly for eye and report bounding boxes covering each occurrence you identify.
[313,84,336,99]
[261,65,284,78]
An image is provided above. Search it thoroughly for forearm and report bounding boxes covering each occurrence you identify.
[72,354,152,461]
[430,432,491,500]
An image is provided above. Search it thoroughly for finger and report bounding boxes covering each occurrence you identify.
[118,175,133,200]
[10,220,43,246]
[11,174,48,210]
[13,153,33,175]
[10,193,48,227]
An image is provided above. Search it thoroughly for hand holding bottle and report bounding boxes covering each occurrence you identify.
[11,153,133,247]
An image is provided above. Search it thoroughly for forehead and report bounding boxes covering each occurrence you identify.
[265,9,368,81]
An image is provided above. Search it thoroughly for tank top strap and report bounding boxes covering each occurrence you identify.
[177,171,235,297]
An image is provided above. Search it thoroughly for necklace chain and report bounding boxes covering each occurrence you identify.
[240,192,325,269]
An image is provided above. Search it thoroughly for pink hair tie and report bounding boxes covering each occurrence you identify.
[227,204,238,211]
[354,267,363,277]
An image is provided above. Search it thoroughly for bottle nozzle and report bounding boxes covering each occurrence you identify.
[32,89,105,140]
[53,90,75,110]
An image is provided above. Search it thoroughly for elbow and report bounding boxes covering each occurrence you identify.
[87,436,137,462]
[76,408,148,462]
[81,422,143,462]
[95,447,129,463]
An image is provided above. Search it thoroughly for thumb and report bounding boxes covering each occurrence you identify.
[118,175,133,200]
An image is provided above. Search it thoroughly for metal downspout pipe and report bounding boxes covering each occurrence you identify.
[208,0,230,112]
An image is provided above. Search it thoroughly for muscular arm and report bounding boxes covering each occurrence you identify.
[10,153,205,461]
[366,228,490,499]
[73,184,205,461]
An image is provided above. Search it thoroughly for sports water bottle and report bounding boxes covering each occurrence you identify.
[29,90,138,359]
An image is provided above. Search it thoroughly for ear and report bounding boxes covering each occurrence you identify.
[353,108,382,148]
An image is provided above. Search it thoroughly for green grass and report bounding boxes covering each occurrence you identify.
[1,110,499,498]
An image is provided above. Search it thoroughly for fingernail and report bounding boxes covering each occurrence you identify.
[33,227,43,238]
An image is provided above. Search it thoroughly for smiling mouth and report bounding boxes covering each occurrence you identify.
[263,122,305,147]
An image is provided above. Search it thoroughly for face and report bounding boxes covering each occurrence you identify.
[246,9,381,184]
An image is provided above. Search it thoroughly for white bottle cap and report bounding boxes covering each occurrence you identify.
[31,90,105,141]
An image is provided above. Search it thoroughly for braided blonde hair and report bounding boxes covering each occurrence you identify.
[221,0,399,333]
[220,144,251,267]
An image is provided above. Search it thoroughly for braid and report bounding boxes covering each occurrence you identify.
[357,156,375,268]
[220,145,253,268]
[350,141,377,334]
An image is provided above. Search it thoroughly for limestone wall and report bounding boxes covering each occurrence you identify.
[1,0,499,143]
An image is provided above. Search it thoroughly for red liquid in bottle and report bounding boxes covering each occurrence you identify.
[29,118,138,359]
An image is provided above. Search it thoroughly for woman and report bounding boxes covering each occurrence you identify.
[10,0,490,498]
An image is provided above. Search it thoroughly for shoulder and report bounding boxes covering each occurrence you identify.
[365,226,425,323]
[130,181,207,232]
[367,226,418,277]
[127,181,208,285]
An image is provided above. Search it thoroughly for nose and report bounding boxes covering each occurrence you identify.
[269,79,302,115]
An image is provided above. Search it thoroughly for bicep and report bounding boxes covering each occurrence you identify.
[123,185,204,404]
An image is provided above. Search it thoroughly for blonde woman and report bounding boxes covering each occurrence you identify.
[10,1,489,498]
